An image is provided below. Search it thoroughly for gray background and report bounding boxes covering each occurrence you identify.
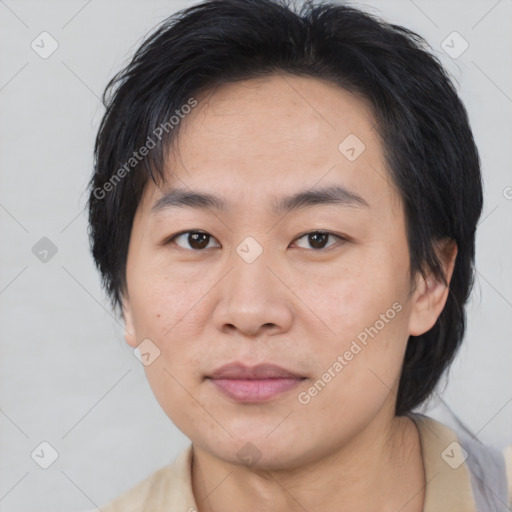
[0,0,511,511]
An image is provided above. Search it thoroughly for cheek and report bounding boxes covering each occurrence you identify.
[141,357,206,436]
[301,309,408,429]
[308,252,403,341]
[304,250,410,389]
[128,269,209,425]
[128,261,209,342]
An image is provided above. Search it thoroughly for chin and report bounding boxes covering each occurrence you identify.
[195,431,317,471]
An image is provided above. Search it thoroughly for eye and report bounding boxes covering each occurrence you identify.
[163,230,347,252]
[293,231,346,251]
[165,230,220,250]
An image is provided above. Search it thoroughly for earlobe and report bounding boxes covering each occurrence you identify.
[408,239,458,337]
[121,295,138,347]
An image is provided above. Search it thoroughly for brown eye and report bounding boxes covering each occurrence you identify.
[294,231,344,250]
[165,230,345,252]
[168,231,220,250]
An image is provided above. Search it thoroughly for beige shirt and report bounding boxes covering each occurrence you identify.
[95,414,512,511]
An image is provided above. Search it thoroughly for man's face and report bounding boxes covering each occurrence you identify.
[122,74,429,468]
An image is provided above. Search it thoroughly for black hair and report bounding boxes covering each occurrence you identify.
[87,0,483,416]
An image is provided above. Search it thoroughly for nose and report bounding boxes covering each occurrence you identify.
[212,246,294,337]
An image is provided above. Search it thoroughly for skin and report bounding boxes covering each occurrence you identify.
[122,73,457,512]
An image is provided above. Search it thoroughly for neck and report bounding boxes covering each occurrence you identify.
[191,412,425,512]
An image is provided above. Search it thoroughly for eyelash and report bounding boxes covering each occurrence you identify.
[162,230,348,252]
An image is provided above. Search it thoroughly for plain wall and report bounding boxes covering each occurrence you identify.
[0,1,511,510]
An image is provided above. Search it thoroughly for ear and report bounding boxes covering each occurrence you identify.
[121,294,138,348]
[408,238,458,337]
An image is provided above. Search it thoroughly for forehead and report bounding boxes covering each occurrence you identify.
[141,73,401,218]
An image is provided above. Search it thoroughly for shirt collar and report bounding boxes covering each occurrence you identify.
[102,412,477,511]
[409,411,476,512]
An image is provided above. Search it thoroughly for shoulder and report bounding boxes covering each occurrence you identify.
[409,412,512,511]
[90,444,196,512]
[504,445,512,507]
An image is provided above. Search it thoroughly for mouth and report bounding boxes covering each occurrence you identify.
[206,362,307,403]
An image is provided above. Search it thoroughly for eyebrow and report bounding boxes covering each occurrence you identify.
[150,184,370,216]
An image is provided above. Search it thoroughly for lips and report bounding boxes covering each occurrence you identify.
[208,362,304,380]
[207,362,306,402]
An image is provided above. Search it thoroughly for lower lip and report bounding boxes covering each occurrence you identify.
[209,377,304,402]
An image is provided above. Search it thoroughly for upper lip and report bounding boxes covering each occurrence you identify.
[208,362,305,380]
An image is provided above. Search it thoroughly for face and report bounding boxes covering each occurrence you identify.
[122,73,454,470]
